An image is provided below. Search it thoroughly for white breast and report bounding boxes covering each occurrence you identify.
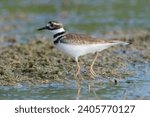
[55,43,116,59]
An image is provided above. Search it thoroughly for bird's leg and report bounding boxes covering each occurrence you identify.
[90,52,98,76]
[76,80,81,99]
[75,58,80,79]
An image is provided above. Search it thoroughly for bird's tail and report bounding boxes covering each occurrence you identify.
[112,41,129,46]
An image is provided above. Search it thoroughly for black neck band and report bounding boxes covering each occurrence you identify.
[54,36,64,44]
[53,31,66,39]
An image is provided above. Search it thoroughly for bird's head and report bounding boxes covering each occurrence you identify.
[38,21,65,34]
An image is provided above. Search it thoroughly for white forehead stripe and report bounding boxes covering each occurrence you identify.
[53,22,60,25]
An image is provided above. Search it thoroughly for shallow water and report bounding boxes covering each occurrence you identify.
[0,62,150,100]
[1,0,150,37]
[0,0,150,99]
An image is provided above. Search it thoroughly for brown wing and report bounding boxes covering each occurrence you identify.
[61,33,111,45]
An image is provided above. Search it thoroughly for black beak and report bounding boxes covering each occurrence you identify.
[37,26,48,31]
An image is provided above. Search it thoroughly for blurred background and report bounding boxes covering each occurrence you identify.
[0,0,150,41]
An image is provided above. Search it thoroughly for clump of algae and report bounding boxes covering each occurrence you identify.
[0,29,150,85]
[0,39,69,85]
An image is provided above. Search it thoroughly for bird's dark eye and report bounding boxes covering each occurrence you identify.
[50,23,54,27]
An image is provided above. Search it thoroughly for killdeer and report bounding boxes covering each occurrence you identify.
[38,21,128,78]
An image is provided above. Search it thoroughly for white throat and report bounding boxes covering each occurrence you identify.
[51,28,65,35]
